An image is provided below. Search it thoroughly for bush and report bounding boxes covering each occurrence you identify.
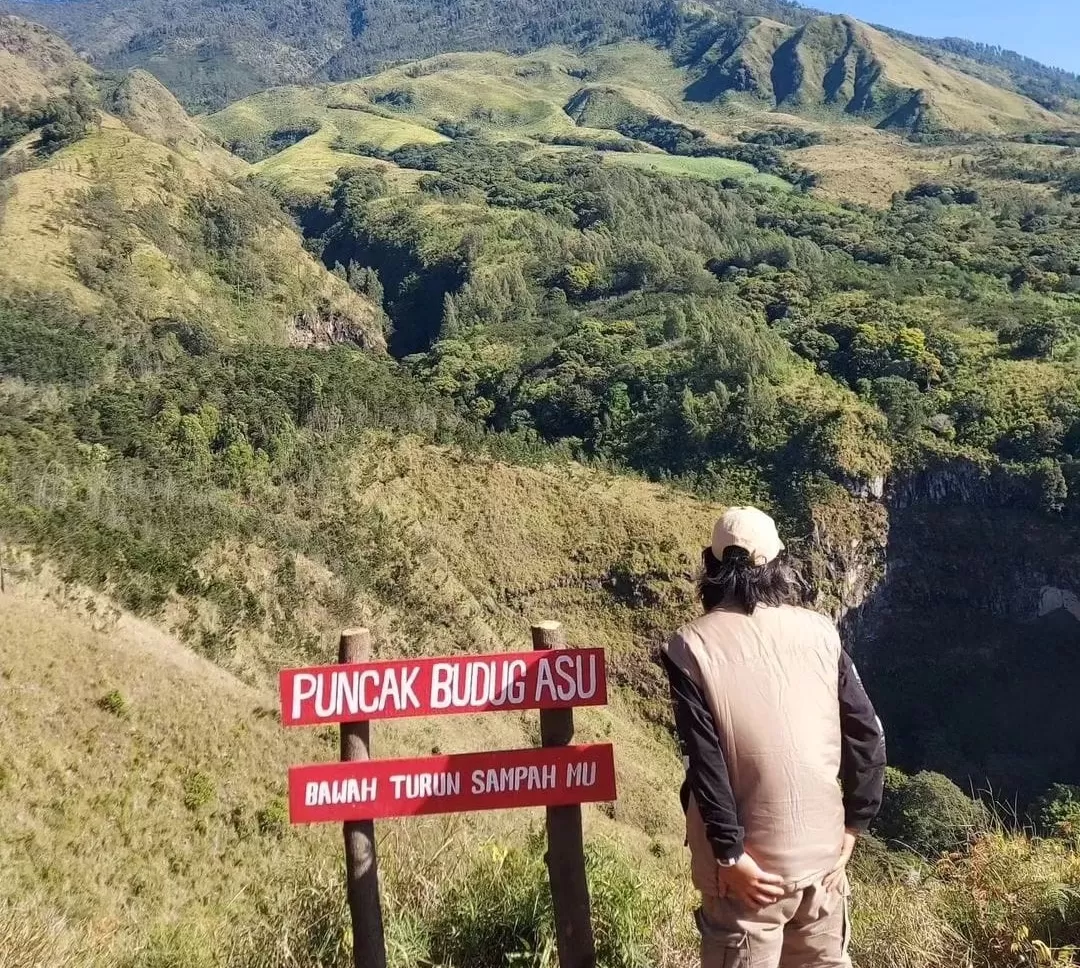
[1033,784,1080,844]
[935,832,1080,964]
[182,771,216,812]
[427,834,691,968]
[256,797,289,837]
[874,768,989,857]
[97,689,130,718]
[225,862,351,968]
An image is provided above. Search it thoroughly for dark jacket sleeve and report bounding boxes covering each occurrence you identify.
[838,649,887,832]
[660,650,744,862]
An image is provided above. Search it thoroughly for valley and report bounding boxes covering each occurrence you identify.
[2,1,1080,965]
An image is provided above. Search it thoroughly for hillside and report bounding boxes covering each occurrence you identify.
[0,15,383,349]
[200,41,1080,212]
[4,11,1080,968]
[0,9,89,104]
[682,14,1067,134]
[0,517,701,965]
[5,0,1080,123]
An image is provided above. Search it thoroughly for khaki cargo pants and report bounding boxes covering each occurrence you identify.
[696,880,851,968]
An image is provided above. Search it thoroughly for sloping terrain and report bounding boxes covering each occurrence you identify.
[0,434,718,963]
[8,0,1080,121]
[202,46,798,199]
[0,11,88,104]
[0,15,383,348]
[0,0,673,110]
[683,14,1068,134]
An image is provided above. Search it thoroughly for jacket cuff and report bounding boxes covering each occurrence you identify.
[709,836,745,863]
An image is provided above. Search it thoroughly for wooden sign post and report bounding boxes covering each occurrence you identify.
[338,629,386,968]
[279,624,616,968]
[533,621,596,968]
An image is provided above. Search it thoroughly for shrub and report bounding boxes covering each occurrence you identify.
[849,832,925,883]
[935,832,1080,965]
[224,861,351,968]
[875,768,989,857]
[182,771,216,812]
[1034,784,1080,844]
[256,797,289,837]
[427,834,692,968]
[97,689,130,718]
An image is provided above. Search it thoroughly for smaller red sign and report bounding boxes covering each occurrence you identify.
[280,649,607,727]
[289,744,617,824]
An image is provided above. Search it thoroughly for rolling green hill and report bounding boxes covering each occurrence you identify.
[681,14,1068,134]
[6,0,1080,122]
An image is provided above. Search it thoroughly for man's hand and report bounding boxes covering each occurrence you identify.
[822,829,859,894]
[717,853,786,909]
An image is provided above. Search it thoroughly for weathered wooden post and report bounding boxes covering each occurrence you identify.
[338,628,388,968]
[532,620,597,968]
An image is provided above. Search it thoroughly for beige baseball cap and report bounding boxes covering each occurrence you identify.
[711,506,785,566]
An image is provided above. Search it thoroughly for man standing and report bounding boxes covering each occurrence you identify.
[661,507,886,968]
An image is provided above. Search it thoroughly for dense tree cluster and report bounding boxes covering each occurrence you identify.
[293,136,1080,519]
[0,89,96,156]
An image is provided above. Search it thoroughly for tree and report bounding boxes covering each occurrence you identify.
[347,262,385,307]
[1032,784,1080,844]
[1010,317,1075,359]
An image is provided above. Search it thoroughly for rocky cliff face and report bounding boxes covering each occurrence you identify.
[836,459,1080,805]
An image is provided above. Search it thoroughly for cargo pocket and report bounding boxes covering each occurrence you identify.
[695,905,752,968]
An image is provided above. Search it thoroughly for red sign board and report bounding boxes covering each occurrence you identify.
[280,649,607,727]
[289,743,617,824]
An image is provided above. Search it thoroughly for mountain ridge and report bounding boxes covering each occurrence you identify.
[4,0,1080,117]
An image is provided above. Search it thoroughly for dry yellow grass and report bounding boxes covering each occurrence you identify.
[793,128,940,206]
[0,14,91,108]
[108,68,244,178]
[853,21,1066,133]
[0,541,693,964]
[250,123,426,195]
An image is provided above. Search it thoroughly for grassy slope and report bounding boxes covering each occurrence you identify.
[0,38,382,347]
[0,120,379,345]
[0,14,91,106]
[854,21,1066,132]
[202,45,796,197]
[7,440,1080,968]
[602,149,790,189]
[0,434,726,964]
[202,39,1080,209]
[250,123,431,196]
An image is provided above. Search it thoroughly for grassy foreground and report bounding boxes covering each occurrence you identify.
[4,560,1080,968]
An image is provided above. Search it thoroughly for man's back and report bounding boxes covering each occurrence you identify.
[662,506,885,968]
[665,603,846,885]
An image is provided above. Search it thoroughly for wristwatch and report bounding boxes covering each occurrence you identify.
[717,854,743,868]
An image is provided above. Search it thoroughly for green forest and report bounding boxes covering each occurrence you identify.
[298,139,1080,513]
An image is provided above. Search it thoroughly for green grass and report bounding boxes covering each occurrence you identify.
[326,108,446,148]
[250,124,424,194]
[601,150,792,189]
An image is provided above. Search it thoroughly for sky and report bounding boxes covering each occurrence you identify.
[834,0,1080,74]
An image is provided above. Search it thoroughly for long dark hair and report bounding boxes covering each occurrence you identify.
[698,546,809,615]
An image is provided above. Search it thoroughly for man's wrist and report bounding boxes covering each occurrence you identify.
[716,853,743,868]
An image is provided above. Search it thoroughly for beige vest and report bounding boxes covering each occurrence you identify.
[665,604,846,893]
